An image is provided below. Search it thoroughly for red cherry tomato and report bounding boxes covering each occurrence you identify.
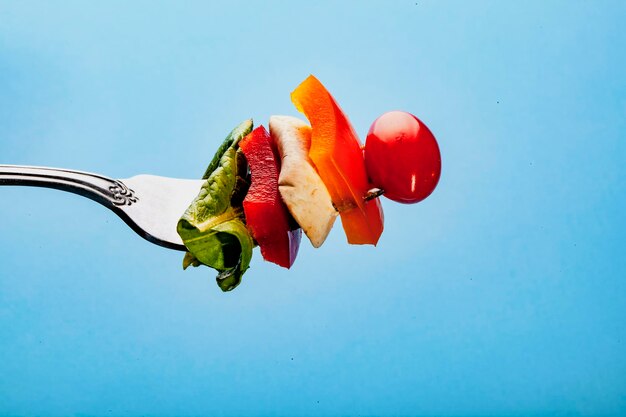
[364,111,441,204]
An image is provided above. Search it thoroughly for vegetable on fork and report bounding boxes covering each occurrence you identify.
[270,115,337,248]
[291,75,384,245]
[176,120,255,291]
[173,75,442,291]
[239,125,302,269]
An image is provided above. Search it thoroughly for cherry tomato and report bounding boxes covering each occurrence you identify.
[364,111,441,204]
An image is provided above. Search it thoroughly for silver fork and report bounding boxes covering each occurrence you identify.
[0,165,204,251]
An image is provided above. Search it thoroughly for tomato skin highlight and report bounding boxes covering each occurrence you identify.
[239,126,302,268]
[364,111,441,204]
[291,75,384,245]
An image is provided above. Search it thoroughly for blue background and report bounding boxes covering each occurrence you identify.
[1,1,625,416]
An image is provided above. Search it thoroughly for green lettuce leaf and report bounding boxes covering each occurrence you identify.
[177,119,254,292]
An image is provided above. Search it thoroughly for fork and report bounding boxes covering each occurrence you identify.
[0,165,204,251]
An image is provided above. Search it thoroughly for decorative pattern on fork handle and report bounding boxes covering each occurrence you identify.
[109,182,138,206]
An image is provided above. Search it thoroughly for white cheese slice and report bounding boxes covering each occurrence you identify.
[270,115,337,248]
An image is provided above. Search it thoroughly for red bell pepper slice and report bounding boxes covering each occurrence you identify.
[239,126,301,268]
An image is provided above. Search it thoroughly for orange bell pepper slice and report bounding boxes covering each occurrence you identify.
[291,75,384,245]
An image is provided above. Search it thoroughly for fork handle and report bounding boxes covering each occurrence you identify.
[0,165,137,209]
